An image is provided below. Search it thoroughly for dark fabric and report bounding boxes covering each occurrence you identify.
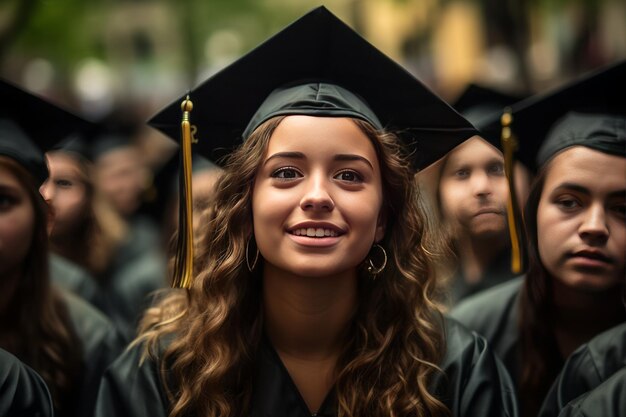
[61,290,125,417]
[95,318,518,417]
[50,253,100,308]
[148,6,477,170]
[91,218,166,343]
[449,248,518,305]
[450,277,524,387]
[0,348,53,417]
[538,322,626,417]
[557,366,626,417]
[537,112,625,167]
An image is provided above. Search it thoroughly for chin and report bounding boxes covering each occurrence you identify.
[560,273,623,293]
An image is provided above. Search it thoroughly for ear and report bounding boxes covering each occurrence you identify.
[374,210,386,242]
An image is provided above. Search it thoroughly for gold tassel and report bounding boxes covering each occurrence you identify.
[501,108,525,274]
[172,96,195,289]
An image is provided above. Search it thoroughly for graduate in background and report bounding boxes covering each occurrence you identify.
[0,79,124,417]
[41,123,166,343]
[451,61,626,417]
[420,84,527,305]
[0,348,53,417]
[95,7,517,417]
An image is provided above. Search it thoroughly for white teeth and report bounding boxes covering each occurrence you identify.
[293,227,338,237]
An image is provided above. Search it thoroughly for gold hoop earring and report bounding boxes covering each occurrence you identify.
[367,244,387,278]
[246,237,259,272]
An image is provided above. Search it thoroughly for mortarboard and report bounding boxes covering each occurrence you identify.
[0,78,91,185]
[453,84,526,148]
[148,6,478,288]
[501,60,626,172]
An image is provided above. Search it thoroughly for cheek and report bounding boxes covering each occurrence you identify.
[0,206,35,265]
[438,181,466,218]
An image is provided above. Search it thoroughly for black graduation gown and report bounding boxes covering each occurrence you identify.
[0,348,53,417]
[61,289,126,417]
[557,366,626,417]
[449,248,518,305]
[449,277,523,386]
[92,221,166,343]
[50,253,99,307]
[538,322,626,417]
[94,318,518,417]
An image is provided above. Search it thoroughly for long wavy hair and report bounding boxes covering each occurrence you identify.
[47,151,127,278]
[138,116,449,417]
[0,156,82,412]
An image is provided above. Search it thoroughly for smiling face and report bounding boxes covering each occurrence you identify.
[537,147,626,291]
[251,116,385,278]
[438,136,509,239]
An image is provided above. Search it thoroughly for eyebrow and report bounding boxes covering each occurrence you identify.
[264,152,374,170]
[553,182,626,199]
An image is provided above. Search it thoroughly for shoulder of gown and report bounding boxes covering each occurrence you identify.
[50,253,99,307]
[538,322,626,417]
[60,289,125,417]
[556,365,626,417]
[94,340,169,417]
[434,317,519,417]
[449,276,523,384]
[0,347,54,417]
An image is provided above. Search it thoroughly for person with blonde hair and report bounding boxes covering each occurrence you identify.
[96,7,517,417]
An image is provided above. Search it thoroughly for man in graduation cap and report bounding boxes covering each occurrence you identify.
[419,84,527,306]
[451,60,626,417]
[95,7,518,417]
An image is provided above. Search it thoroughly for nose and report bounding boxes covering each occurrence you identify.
[300,174,334,212]
[472,171,492,198]
[578,203,609,245]
[39,180,52,201]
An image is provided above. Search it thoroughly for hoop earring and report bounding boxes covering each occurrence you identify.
[367,243,387,278]
[246,237,259,272]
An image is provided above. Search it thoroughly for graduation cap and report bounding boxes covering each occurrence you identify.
[0,78,92,185]
[453,84,526,148]
[500,60,626,172]
[148,6,478,288]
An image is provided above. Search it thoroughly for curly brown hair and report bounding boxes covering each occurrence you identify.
[138,116,450,417]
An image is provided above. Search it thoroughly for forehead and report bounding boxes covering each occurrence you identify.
[444,136,502,167]
[544,146,626,193]
[266,115,378,158]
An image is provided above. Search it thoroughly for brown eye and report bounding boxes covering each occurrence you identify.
[271,167,302,180]
[334,170,362,183]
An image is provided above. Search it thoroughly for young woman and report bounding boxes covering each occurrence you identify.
[451,62,626,417]
[41,135,166,343]
[0,79,124,417]
[96,7,517,417]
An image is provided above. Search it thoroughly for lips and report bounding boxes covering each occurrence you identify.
[568,250,614,264]
[287,222,345,238]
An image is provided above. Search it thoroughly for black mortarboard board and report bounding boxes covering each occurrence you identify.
[148,6,478,289]
[0,78,91,184]
[453,84,526,147]
[501,60,626,172]
[149,6,477,170]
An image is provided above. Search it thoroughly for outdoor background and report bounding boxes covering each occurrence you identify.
[2,0,625,163]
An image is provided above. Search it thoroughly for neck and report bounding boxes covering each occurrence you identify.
[456,232,508,283]
[263,264,358,360]
[552,280,626,357]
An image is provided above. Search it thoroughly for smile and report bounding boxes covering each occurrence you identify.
[291,228,339,237]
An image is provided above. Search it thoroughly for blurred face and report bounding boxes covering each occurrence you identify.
[40,152,89,237]
[0,164,35,277]
[252,116,385,278]
[439,136,509,239]
[537,147,626,291]
[95,146,147,217]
